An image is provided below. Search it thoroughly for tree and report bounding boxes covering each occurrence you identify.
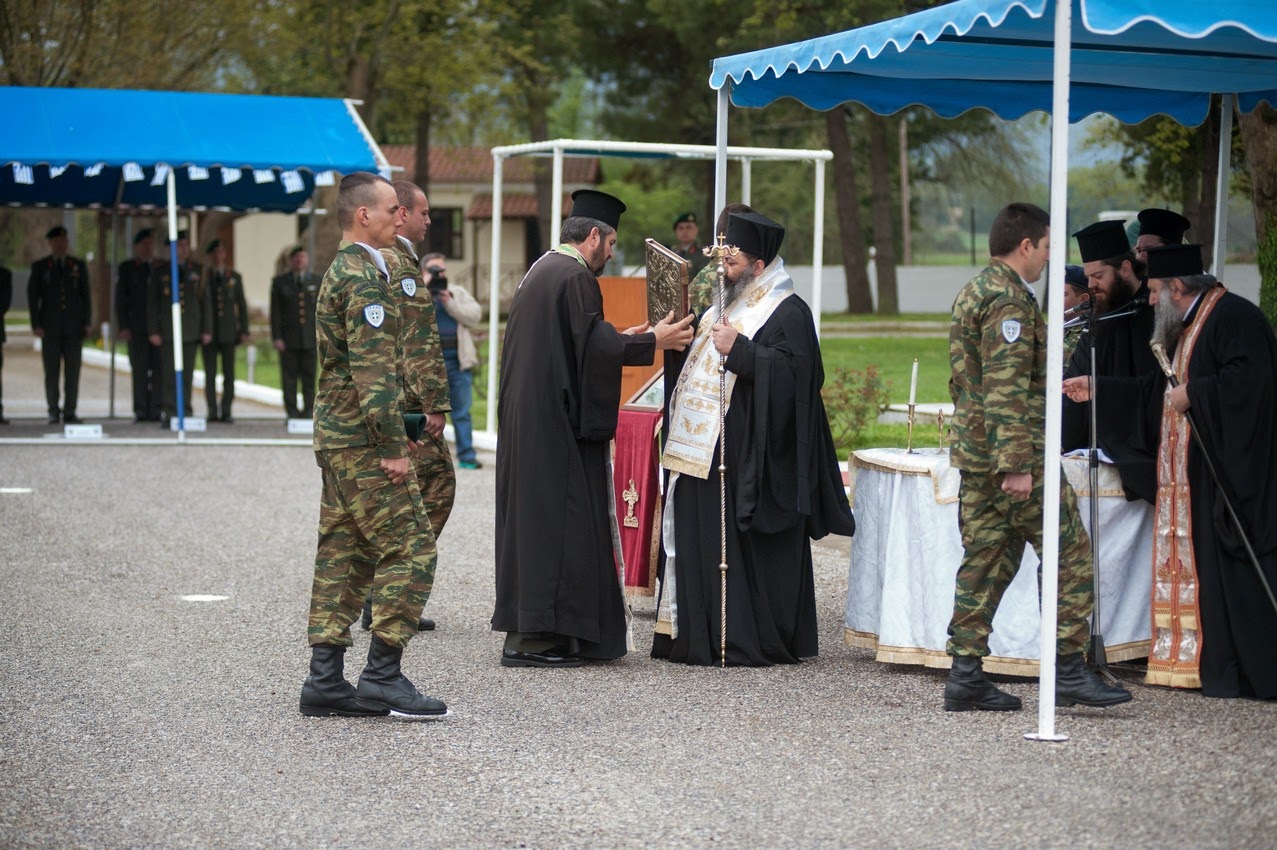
[1238,102,1277,329]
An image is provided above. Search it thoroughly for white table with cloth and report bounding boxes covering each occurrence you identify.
[844,447,1152,676]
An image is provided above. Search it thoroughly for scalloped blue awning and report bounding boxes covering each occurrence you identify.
[709,0,1277,125]
[0,87,386,211]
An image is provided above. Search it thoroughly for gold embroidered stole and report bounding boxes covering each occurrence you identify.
[660,258,794,479]
[1146,286,1226,689]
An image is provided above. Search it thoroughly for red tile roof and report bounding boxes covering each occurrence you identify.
[466,193,573,220]
[382,145,600,185]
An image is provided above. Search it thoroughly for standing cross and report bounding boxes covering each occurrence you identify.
[622,479,640,528]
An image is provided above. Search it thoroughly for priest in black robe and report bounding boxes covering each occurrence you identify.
[1061,219,1163,503]
[653,212,855,667]
[493,190,694,668]
[1065,243,1277,698]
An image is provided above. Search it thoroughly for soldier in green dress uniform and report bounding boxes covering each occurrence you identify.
[200,239,249,423]
[148,230,208,424]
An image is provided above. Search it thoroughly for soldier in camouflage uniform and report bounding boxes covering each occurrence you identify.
[355,180,457,634]
[299,171,447,721]
[944,202,1130,712]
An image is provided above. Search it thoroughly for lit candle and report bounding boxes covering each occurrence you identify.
[908,357,918,406]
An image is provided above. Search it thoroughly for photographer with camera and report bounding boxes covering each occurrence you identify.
[424,252,484,469]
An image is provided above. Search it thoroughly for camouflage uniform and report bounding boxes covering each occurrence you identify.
[1062,324,1084,366]
[947,258,1092,658]
[382,237,456,537]
[308,241,435,649]
[687,262,718,316]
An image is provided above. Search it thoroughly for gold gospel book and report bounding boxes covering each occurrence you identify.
[644,238,689,327]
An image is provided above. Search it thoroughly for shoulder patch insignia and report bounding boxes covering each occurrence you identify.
[364,304,385,328]
[1001,319,1021,343]
[401,277,417,297]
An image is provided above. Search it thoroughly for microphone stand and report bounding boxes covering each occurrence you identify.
[1082,301,1116,683]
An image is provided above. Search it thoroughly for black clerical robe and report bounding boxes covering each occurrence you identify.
[1176,291,1277,698]
[1061,284,1163,503]
[493,251,656,659]
[653,295,855,667]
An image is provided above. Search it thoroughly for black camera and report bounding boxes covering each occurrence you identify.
[425,265,447,294]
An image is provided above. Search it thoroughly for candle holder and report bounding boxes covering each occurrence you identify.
[906,402,917,453]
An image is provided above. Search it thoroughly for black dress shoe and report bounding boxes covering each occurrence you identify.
[0,415,10,425]
[221,415,234,424]
[47,414,61,425]
[501,648,584,669]
[418,617,436,632]
[63,414,82,424]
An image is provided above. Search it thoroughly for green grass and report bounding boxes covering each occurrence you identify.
[820,336,951,406]
[821,311,949,324]
[106,333,936,452]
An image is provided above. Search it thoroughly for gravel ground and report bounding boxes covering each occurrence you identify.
[1,346,1274,849]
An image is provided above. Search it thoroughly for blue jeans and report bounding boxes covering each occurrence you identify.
[444,349,475,463]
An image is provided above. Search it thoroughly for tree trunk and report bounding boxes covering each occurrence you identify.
[868,114,900,316]
[1195,98,1221,271]
[414,110,432,193]
[825,108,872,314]
[1239,101,1277,328]
[528,103,552,254]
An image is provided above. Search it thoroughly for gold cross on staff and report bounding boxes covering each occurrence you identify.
[622,479,640,528]
[702,232,741,263]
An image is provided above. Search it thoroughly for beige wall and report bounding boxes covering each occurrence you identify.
[232,213,300,314]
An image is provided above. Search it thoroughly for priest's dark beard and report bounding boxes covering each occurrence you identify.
[1103,276,1138,314]
[1151,296,1183,354]
[720,266,753,309]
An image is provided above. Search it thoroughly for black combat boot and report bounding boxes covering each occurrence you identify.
[299,644,389,717]
[1055,653,1133,707]
[355,635,449,720]
[944,655,1023,712]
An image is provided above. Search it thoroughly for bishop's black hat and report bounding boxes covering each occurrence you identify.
[1064,264,1088,290]
[133,228,154,245]
[46,225,67,239]
[1145,243,1205,279]
[1137,208,1191,244]
[1072,220,1130,263]
[726,211,785,266]
[569,189,626,230]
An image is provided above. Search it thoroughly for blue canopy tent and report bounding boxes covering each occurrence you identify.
[0,87,388,435]
[707,0,1277,739]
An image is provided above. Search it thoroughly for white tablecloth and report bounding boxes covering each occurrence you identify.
[844,448,1152,676]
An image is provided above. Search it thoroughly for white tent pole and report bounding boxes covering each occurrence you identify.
[812,158,826,338]
[551,144,564,248]
[486,153,504,435]
[1212,93,1234,278]
[714,86,729,224]
[166,168,185,442]
[741,158,752,206]
[1027,0,1072,744]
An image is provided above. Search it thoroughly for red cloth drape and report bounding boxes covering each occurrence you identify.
[613,408,662,594]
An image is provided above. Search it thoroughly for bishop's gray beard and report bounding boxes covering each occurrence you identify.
[719,266,754,309]
[1151,296,1183,355]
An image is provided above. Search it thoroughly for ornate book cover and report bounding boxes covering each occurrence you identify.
[644,238,689,326]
